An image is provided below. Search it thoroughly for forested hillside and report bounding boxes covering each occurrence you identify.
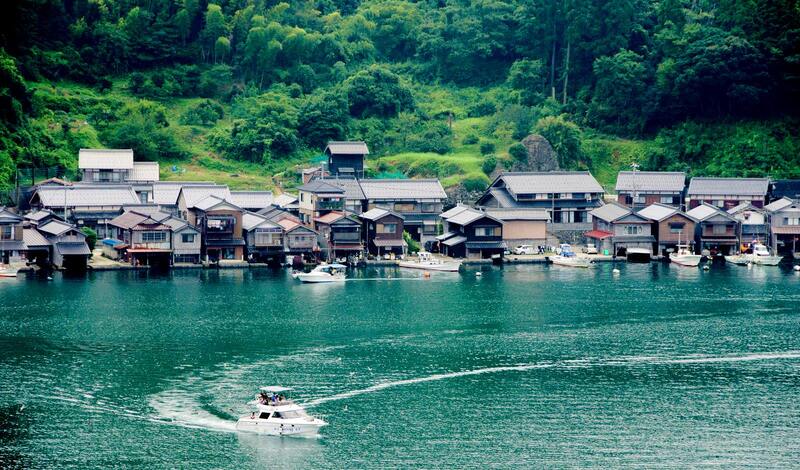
[1,0,799,193]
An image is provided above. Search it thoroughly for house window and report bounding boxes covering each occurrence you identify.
[421,203,438,213]
[394,203,416,212]
[668,222,685,233]
[142,231,167,242]
[181,233,196,243]
[474,226,500,237]
[712,224,727,235]
[222,248,236,259]
[207,217,234,232]
[536,194,548,200]
[378,223,397,234]
[547,193,561,200]
[624,225,643,235]
[784,217,800,226]
[713,200,724,207]
[517,194,536,201]
[422,224,438,235]
[633,195,646,204]
[660,196,676,204]
[561,193,572,199]
[0,226,12,240]
[574,210,586,223]
[572,193,585,200]
[552,208,562,223]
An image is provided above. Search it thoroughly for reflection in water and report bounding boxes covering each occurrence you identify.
[237,432,324,468]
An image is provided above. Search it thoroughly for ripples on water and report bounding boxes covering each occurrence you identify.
[1,263,799,468]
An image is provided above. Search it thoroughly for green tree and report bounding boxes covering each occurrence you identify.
[482,155,498,175]
[214,37,230,64]
[80,227,97,251]
[202,4,227,62]
[342,65,414,118]
[507,59,546,106]
[588,50,653,135]
[100,100,185,161]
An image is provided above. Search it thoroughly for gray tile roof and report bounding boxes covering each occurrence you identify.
[686,203,736,222]
[129,162,160,181]
[615,171,686,192]
[193,195,241,212]
[765,197,794,212]
[498,172,604,195]
[33,185,140,207]
[23,210,56,222]
[687,177,770,196]
[152,182,218,205]
[359,179,447,200]
[38,220,76,236]
[179,185,231,208]
[23,228,51,247]
[228,191,274,209]
[242,212,280,231]
[325,141,369,155]
[317,177,366,199]
[0,207,23,223]
[484,208,550,221]
[55,241,91,256]
[590,203,631,223]
[273,193,298,208]
[297,180,345,194]
[440,205,471,219]
[637,203,679,222]
[485,188,519,207]
[78,149,133,169]
[446,207,488,226]
[359,208,404,221]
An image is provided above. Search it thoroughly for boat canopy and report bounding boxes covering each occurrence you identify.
[260,386,292,393]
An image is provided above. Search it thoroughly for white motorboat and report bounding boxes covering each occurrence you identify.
[0,263,22,278]
[550,244,592,268]
[724,254,751,265]
[626,247,652,263]
[670,245,702,267]
[398,252,461,272]
[236,387,327,437]
[293,263,347,283]
[750,243,783,265]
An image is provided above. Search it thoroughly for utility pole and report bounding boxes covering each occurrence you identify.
[630,162,640,211]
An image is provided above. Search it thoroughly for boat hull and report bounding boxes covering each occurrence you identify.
[236,418,326,436]
[670,254,702,267]
[550,256,591,268]
[0,272,18,278]
[724,255,750,265]
[397,261,461,272]
[752,256,783,266]
[296,274,345,283]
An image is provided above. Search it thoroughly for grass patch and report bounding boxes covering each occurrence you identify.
[582,133,663,190]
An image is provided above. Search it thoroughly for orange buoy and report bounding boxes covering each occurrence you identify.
[423,271,431,278]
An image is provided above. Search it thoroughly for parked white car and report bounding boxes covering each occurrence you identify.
[583,244,598,255]
[513,245,535,255]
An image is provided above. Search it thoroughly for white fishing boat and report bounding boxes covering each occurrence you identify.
[236,387,327,436]
[398,251,461,272]
[750,243,783,265]
[0,263,23,278]
[670,245,702,267]
[293,263,347,283]
[550,244,592,268]
[626,247,652,263]
[724,254,751,265]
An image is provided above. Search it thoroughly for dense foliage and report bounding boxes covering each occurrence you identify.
[0,0,799,191]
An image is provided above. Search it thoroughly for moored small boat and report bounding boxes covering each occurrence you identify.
[750,243,783,265]
[398,252,461,272]
[0,263,23,278]
[670,245,702,267]
[550,244,592,268]
[236,386,327,436]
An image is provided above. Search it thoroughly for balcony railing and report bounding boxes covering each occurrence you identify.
[316,200,343,210]
[331,231,361,242]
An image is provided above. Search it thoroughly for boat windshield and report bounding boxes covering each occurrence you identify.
[272,409,310,420]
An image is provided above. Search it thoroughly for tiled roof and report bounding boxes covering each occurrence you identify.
[37,220,76,236]
[109,211,169,230]
[446,207,491,226]
[179,186,232,208]
[359,179,446,200]
[78,149,133,169]
[484,208,550,221]
[273,193,299,208]
[314,211,346,224]
[316,177,366,199]
[193,195,241,212]
[359,208,403,221]
[498,172,604,195]
[22,228,51,247]
[229,191,274,209]
[590,203,631,223]
[765,197,794,212]
[23,210,57,222]
[440,205,470,219]
[615,171,685,192]
[32,185,140,207]
[55,242,91,256]
[686,203,736,222]
[152,182,218,205]
[297,180,345,194]
[129,162,160,181]
[325,141,369,155]
[0,207,23,223]
[637,203,679,222]
[687,177,770,196]
[484,188,519,207]
[242,212,280,231]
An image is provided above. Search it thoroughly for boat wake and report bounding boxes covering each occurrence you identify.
[145,349,800,433]
[304,350,800,407]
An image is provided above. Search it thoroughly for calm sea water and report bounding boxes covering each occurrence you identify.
[1,263,799,468]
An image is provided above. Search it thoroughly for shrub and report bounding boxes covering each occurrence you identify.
[462,134,479,145]
[482,155,497,175]
[80,227,97,251]
[467,99,496,117]
[403,231,420,253]
[180,100,225,126]
[479,140,495,155]
[462,175,489,192]
[509,143,527,162]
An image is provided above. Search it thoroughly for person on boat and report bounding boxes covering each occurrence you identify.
[258,392,269,404]
[278,394,286,402]
[271,394,278,404]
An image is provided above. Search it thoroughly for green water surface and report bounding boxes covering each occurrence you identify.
[1,263,799,468]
